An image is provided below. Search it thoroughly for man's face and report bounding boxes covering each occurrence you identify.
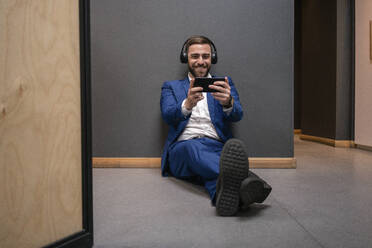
[187,44,212,78]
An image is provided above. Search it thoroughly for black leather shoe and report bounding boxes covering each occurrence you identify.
[216,139,249,216]
[239,171,272,208]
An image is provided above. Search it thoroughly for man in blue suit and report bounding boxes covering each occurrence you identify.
[160,36,271,216]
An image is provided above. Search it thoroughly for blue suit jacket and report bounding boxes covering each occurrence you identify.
[160,76,243,176]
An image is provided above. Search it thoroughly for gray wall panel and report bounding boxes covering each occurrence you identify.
[91,0,294,157]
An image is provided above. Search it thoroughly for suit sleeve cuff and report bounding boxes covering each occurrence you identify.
[222,105,233,115]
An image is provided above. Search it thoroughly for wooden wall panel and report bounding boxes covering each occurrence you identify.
[0,1,82,247]
[355,0,372,147]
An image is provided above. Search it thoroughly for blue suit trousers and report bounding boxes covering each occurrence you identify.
[168,137,224,202]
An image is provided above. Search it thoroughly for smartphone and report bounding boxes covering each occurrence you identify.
[193,77,225,92]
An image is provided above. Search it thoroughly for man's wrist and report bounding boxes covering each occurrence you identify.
[222,95,233,108]
[185,99,193,110]
[181,99,192,116]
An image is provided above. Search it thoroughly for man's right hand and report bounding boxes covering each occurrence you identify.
[185,78,204,110]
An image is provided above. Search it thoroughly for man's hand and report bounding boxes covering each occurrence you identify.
[209,77,233,107]
[185,78,204,110]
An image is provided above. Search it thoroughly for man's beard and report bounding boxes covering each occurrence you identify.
[188,64,210,78]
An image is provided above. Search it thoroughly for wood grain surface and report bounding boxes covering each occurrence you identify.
[93,157,297,169]
[0,1,82,247]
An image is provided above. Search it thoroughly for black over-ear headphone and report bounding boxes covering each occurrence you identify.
[180,35,218,64]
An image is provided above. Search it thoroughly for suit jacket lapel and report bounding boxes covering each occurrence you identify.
[182,77,189,97]
[173,77,189,102]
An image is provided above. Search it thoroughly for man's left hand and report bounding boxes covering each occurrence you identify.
[209,77,233,107]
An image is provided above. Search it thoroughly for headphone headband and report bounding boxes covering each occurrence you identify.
[180,35,218,64]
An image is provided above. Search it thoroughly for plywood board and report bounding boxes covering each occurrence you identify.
[0,1,82,247]
[93,157,297,169]
[355,1,372,146]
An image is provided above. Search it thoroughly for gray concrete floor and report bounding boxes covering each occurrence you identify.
[93,136,372,248]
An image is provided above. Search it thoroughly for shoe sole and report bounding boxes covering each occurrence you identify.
[216,139,249,216]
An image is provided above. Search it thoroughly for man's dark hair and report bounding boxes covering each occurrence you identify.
[184,35,213,52]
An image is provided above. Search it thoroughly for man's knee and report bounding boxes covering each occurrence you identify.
[171,139,220,178]
[172,140,199,161]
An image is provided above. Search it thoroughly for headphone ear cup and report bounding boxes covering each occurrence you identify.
[180,51,188,63]
[180,39,189,63]
[210,40,218,64]
[211,53,217,64]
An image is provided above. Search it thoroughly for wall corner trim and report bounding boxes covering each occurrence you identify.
[299,134,354,147]
[354,143,372,152]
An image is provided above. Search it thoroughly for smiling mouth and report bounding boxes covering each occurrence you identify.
[189,65,209,77]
